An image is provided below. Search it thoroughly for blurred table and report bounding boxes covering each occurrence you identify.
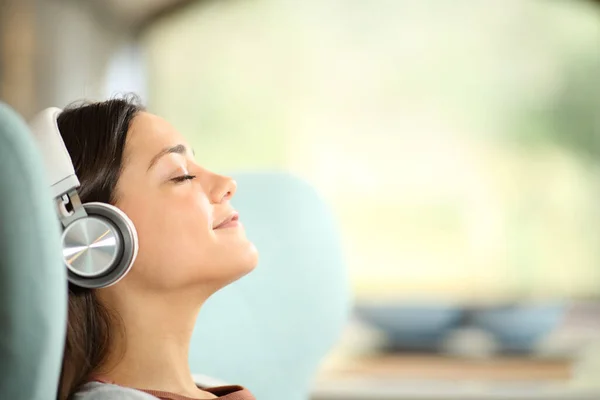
[311,354,599,400]
[317,354,571,380]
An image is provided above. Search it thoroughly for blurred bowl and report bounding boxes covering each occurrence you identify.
[354,302,464,351]
[469,303,565,353]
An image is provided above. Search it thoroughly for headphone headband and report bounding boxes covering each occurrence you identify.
[28,107,80,200]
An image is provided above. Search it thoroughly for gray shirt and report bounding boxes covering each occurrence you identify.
[74,382,158,400]
[73,380,255,399]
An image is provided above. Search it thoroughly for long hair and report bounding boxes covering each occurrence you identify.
[55,96,144,400]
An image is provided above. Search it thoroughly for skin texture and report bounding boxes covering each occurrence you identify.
[95,112,258,398]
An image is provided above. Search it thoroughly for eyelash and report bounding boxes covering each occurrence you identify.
[171,174,197,183]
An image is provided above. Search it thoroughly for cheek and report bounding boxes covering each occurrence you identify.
[141,193,212,249]
[120,191,215,285]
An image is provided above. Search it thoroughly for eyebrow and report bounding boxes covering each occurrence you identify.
[147,144,193,171]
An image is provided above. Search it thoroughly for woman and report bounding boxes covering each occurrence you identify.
[56,96,258,400]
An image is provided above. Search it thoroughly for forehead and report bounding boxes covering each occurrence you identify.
[124,112,189,163]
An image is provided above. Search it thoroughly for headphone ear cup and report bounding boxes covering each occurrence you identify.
[62,202,138,289]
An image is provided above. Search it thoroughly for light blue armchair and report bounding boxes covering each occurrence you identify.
[190,172,351,400]
[0,103,67,399]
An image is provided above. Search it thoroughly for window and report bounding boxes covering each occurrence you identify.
[142,0,600,302]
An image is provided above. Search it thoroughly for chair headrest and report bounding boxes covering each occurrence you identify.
[0,103,67,400]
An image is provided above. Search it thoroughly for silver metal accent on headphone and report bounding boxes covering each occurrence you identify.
[56,189,87,228]
[61,216,122,278]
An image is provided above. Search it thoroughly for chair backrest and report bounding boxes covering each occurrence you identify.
[0,103,67,399]
[189,172,351,400]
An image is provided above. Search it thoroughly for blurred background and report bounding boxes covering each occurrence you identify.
[2,0,600,398]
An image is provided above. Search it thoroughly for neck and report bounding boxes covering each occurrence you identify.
[97,286,213,398]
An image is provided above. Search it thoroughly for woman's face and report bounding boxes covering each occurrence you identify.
[111,112,258,292]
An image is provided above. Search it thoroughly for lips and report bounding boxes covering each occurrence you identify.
[213,212,240,229]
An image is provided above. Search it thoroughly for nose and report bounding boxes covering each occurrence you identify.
[209,175,237,204]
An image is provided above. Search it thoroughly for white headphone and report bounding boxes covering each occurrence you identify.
[29,107,138,288]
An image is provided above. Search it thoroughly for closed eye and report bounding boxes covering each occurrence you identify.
[171,174,197,183]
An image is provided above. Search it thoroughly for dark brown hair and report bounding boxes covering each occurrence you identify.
[56,96,144,400]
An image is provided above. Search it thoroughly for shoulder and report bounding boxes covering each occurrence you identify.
[74,382,158,400]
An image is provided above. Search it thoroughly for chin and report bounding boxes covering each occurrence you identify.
[236,242,259,275]
[212,258,257,291]
[212,241,259,285]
